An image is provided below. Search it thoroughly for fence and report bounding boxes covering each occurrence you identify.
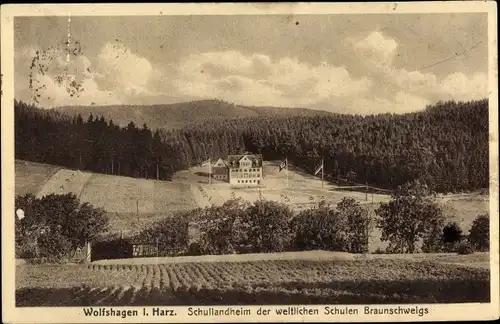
[91,238,184,261]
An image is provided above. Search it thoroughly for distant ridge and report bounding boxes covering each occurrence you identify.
[56,99,334,130]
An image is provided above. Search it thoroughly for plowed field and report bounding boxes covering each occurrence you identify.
[16,258,490,306]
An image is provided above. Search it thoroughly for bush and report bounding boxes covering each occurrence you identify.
[240,200,293,253]
[442,222,463,244]
[421,227,444,253]
[337,198,371,253]
[289,201,349,252]
[195,199,249,255]
[15,193,109,261]
[376,181,445,253]
[36,230,72,259]
[186,242,203,256]
[135,215,190,256]
[198,214,236,255]
[457,241,475,255]
[468,214,489,252]
[440,222,464,252]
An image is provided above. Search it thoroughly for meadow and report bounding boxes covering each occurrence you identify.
[16,253,490,306]
[14,160,60,197]
[15,160,199,234]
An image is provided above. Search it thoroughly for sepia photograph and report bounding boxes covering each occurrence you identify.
[1,2,498,323]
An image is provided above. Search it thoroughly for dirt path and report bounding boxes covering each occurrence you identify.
[91,250,489,268]
[93,250,358,265]
[36,169,93,198]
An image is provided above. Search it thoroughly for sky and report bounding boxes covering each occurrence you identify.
[14,13,488,114]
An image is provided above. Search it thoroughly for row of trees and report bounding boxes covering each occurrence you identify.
[14,183,489,262]
[135,196,372,256]
[135,181,489,256]
[15,99,488,192]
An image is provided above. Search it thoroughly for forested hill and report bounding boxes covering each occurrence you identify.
[15,99,488,193]
[56,99,334,130]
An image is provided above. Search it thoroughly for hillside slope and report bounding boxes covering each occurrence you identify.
[15,160,198,233]
[56,99,333,130]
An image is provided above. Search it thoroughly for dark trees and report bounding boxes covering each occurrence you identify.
[14,99,488,192]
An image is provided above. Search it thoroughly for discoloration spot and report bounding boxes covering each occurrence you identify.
[28,40,86,103]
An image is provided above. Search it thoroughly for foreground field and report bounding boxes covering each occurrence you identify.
[16,255,489,306]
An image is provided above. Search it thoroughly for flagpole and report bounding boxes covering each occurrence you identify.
[321,158,324,188]
[286,158,288,187]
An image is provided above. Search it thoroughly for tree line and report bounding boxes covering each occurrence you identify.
[128,181,490,257]
[14,98,488,193]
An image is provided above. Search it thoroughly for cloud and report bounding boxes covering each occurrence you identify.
[15,42,169,107]
[436,72,488,101]
[345,31,488,114]
[175,51,373,107]
[350,31,399,71]
[15,45,122,107]
[96,42,161,97]
[14,30,487,113]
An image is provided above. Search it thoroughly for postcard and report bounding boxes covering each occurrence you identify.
[1,2,498,323]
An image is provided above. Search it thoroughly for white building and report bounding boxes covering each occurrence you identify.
[211,154,263,186]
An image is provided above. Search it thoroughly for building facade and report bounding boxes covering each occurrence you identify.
[210,154,263,185]
[212,158,229,181]
[227,154,263,185]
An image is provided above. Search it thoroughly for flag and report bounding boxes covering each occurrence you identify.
[314,160,323,176]
[279,158,287,172]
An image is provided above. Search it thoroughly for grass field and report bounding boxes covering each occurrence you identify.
[15,160,199,234]
[36,169,93,198]
[15,160,60,197]
[178,162,393,210]
[16,252,490,306]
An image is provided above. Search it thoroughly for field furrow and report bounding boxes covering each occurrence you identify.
[16,256,490,306]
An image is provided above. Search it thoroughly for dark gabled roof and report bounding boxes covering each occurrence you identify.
[226,154,263,167]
